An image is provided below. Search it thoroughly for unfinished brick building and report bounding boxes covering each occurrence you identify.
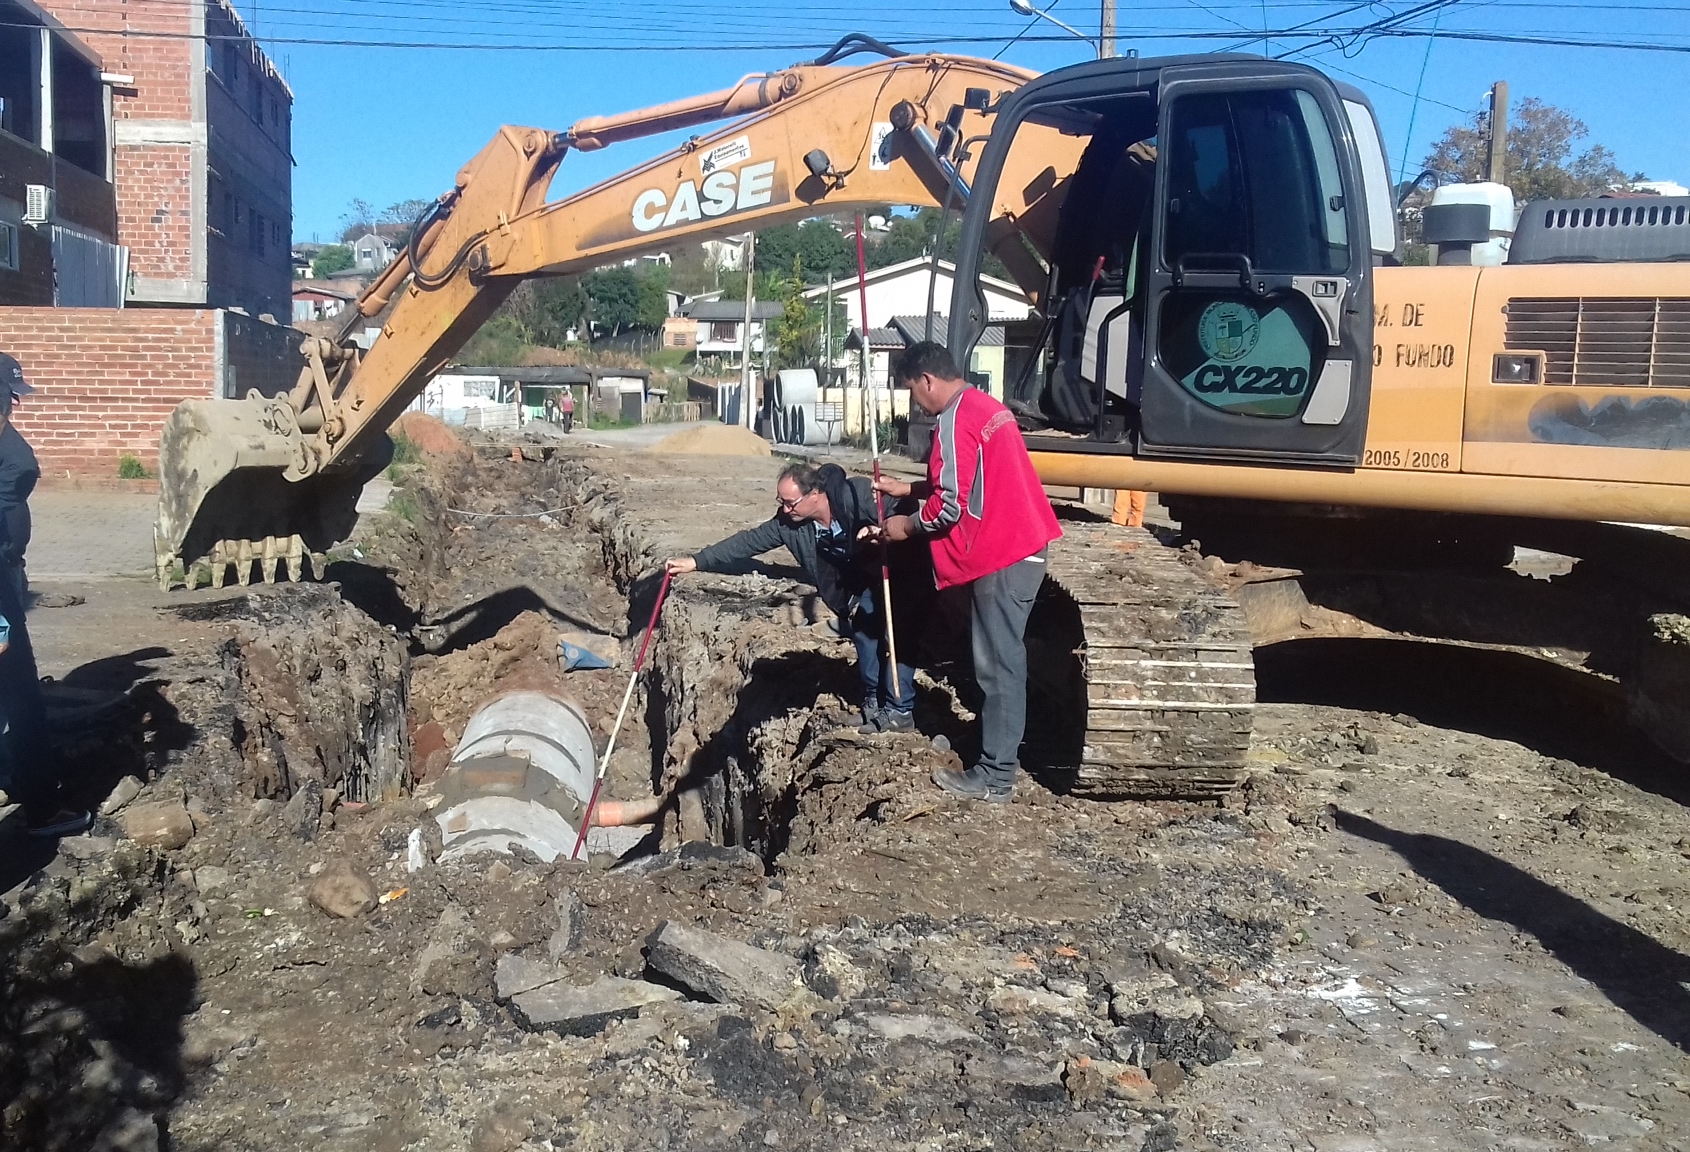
[0,0,299,477]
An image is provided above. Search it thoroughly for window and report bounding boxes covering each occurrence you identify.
[249,210,264,255]
[0,221,16,271]
[271,221,283,248]
[224,44,239,87]
[1163,88,1349,274]
[709,321,738,342]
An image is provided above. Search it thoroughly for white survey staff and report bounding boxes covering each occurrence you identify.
[631,160,778,233]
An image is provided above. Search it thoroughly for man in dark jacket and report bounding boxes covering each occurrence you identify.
[666,461,928,732]
[0,354,91,836]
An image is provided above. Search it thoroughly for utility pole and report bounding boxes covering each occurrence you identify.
[1486,81,1509,186]
[1100,0,1116,58]
[738,232,756,429]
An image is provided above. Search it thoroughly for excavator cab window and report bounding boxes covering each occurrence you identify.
[949,57,1375,468]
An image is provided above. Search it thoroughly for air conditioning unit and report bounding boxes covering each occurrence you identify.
[23,185,51,226]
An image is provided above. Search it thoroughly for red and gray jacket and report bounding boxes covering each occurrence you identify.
[917,387,1062,589]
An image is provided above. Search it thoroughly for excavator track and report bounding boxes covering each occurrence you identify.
[1026,521,1254,799]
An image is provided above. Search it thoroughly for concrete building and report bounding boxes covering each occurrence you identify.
[0,0,122,306]
[35,0,294,317]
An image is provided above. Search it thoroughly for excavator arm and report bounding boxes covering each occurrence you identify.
[154,42,1081,589]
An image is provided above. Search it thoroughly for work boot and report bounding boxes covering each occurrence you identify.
[930,765,1014,804]
[861,708,914,736]
[847,705,882,732]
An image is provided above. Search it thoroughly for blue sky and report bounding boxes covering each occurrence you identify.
[249,1,1690,243]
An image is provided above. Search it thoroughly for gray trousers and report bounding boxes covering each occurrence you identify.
[970,549,1047,786]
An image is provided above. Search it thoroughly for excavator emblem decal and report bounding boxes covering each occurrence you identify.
[631,159,780,234]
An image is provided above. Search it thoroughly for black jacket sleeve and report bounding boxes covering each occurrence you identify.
[690,517,791,573]
[0,428,36,569]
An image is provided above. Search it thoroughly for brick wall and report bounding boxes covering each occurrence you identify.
[39,0,199,286]
[0,308,217,476]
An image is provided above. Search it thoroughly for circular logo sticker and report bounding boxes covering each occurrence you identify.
[1197,300,1261,363]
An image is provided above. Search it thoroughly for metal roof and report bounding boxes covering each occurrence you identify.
[686,300,784,321]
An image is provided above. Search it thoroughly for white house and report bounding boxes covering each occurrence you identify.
[689,298,784,374]
[808,256,1033,402]
[413,372,514,426]
[803,255,1033,335]
[349,232,398,272]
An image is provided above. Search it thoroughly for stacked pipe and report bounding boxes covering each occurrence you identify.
[767,369,840,446]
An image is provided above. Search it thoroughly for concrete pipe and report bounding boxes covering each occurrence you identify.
[434,690,596,863]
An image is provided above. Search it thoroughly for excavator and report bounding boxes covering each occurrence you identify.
[153,36,1690,796]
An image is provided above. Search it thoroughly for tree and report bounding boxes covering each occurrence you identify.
[584,267,643,336]
[769,258,822,370]
[338,198,376,241]
[1422,97,1635,203]
[754,220,853,283]
[635,262,672,331]
[311,244,354,277]
[378,198,434,245]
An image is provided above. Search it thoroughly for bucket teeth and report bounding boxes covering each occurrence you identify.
[260,536,279,585]
[209,541,228,589]
[310,552,327,581]
[235,539,254,587]
[285,535,304,582]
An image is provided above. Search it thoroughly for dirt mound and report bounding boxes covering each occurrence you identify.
[393,411,469,458]
[645,423,772,457]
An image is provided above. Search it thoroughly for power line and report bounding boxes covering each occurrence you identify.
[13,18,1690,53]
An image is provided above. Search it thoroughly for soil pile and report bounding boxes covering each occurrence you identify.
[645,423,772,457]
[392,411,469,458]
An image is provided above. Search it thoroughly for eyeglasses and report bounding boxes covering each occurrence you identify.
[776,492,807,511]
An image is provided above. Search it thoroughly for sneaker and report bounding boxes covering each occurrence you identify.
[861,709,914,735]
[26,809,93,838]
[930,766,1015,804]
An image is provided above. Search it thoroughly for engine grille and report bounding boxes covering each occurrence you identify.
[1505,297,1690,388]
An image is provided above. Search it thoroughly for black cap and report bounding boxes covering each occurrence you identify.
[0,353,33,398]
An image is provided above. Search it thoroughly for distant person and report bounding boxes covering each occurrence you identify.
[559,388,575,434]
[0,354,91,836]
[666,462,930,733]
[871,342,1061,803]
[1112,489,1147,528]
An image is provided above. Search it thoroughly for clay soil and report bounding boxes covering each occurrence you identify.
[2,444,1687,1152]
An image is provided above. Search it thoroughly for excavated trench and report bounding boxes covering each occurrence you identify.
[16,445,1690,1151]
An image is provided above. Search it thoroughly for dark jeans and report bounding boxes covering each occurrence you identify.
[0,564,52,813]
[561,411,573,433]
[844,584,916,714]
[970,549,1047,786]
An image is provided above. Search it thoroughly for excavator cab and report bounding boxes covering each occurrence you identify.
[949,57,1385,468]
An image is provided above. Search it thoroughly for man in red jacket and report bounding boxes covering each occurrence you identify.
[875,342,1062,802]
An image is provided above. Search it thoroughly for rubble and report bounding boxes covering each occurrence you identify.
[98,776,144,817]
[644,919,804,1011]
[508,976,682,1036]
[307,859,377,918]
[117,800,195,850]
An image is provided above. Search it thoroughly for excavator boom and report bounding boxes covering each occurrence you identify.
[154,42,1081,589]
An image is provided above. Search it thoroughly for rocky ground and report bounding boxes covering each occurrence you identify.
[2,436,1687,1152]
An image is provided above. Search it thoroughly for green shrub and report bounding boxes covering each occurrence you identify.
[117,453,154,480]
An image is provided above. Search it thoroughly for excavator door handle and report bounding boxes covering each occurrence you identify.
[1172,253,1268,296]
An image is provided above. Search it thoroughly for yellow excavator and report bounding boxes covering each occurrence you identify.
[154,36,1690,793]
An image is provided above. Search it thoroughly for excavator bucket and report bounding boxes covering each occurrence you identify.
[153,393,391,591]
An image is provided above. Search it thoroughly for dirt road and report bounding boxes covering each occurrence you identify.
[2,443,1686,1152]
